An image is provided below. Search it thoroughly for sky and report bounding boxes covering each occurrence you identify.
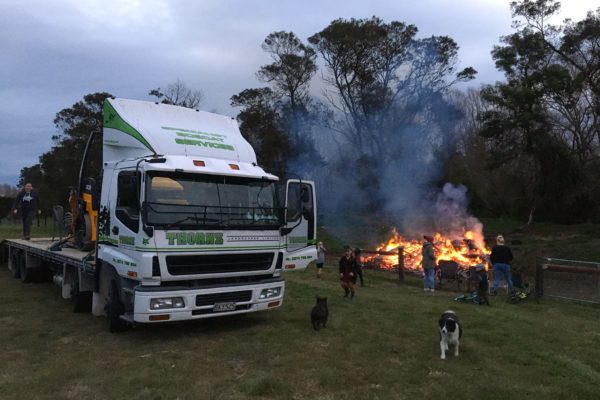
[0,0,597,186]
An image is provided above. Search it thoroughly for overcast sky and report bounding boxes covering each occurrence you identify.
[0,0,596,186]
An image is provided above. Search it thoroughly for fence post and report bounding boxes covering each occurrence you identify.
[597,263,600,304]
[398,247,404,282]
[535,257,544,300]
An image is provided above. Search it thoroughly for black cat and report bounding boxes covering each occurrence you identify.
[311,296,328,330]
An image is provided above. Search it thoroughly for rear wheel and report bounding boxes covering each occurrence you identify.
[106,280,127,332]
[10,251,21,279]
[19,254,31,283]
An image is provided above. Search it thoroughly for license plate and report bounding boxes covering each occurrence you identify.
[213,302,236,312]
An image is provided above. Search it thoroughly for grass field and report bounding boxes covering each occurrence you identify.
[1,222,599,399]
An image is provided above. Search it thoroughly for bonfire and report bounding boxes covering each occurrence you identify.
[363,228,491,272]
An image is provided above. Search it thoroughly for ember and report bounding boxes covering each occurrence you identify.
[363,228,490,271]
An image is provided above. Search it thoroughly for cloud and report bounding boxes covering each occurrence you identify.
[0,0,597,186]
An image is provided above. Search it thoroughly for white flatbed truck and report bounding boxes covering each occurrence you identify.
[4,98,317,331]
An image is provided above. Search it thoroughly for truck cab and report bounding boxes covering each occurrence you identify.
[93,98,317,330]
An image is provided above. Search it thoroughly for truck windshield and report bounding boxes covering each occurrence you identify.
[143,172,283,230]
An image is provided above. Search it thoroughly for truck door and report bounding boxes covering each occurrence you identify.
[284,180,316,251]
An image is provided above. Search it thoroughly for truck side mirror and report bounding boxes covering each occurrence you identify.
[143,225,154,238]
[301,187,310,203]
[280,227,293,236]
[302,207,313,221]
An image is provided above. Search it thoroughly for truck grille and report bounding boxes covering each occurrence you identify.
[165,253,275,275]
[192,304,252,315]
[195,290,253,306]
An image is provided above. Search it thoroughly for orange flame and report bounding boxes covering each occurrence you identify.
[363,228,490,271]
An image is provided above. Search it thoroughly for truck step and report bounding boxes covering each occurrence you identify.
[120,313,134,323]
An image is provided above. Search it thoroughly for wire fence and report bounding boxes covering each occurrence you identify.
[535,257,600,304]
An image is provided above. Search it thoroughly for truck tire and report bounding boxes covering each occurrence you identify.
[11,251,21,279]
[107,280,127,332]
[19,254,31,283]
[75,213,93,251]
[72,277,92,313]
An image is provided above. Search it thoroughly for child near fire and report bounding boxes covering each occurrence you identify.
[316,242,326,278]
[474,264,490,305]
[339,246,356,298]
[422,235,436,292]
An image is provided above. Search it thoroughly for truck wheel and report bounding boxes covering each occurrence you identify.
[107,280,127,332]
[19,254,31,283]
[72,277,92,313]
[11,252,21,279]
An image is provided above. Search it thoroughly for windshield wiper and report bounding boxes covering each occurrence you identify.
[166,215,199,229]
[165,214,224,229]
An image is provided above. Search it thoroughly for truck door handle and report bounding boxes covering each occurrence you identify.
[112,226,119,235]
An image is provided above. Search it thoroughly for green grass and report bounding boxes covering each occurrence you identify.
[1,222,600,399]
[0,219,54,240]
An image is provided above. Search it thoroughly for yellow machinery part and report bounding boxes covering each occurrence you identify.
[82,192,97,243]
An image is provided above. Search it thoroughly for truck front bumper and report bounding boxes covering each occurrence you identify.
[132,278,285,323]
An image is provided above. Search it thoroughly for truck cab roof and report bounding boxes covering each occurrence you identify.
[103,98,260,168]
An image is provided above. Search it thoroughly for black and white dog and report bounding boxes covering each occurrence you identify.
[439,310,463,359]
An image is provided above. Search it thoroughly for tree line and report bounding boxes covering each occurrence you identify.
[16,0,600,224]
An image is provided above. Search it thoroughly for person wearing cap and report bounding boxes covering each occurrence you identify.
[490,234,514,295]
[422,235,436,292]
[316,241,326,278]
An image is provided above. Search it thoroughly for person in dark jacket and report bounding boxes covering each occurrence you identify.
[352,248,365,287]
[490,234,514,294]
[12,183,41,240]
[339,246,356,299]
[422,235,436,292]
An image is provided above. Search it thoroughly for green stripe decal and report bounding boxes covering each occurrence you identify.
[104,100,155,153]
[135,244,287,252]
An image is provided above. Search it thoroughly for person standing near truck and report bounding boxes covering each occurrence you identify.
[12,182,41,240]
[316,241,326,278]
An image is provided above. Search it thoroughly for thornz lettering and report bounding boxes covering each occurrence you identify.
[165,232,224,246]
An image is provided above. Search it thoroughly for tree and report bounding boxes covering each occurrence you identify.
[19,92,111,212]
[477,2,594,223]
[511,1,600,100]
[308,17,475,209]
[509,1,600,162]
[149,79,203,108]
[230,88,290,173]
[233,31,323,176]
[258,31,317,111]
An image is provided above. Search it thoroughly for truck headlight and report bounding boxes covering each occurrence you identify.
[259,287,281,299]
[150,297,185,309]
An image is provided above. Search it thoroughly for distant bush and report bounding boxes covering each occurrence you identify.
[0,196,14,220]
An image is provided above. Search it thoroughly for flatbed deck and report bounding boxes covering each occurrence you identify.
[3,238,95,271]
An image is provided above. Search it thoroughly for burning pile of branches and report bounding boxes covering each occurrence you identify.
[362,228,490,271]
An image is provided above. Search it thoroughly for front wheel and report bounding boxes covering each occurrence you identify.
[72,276,92,313]
[106,280,127,332]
